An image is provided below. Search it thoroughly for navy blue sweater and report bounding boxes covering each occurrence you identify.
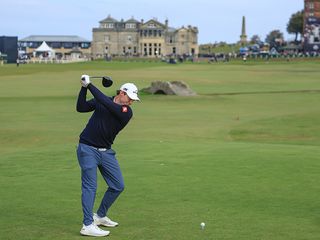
[76,84,133,148]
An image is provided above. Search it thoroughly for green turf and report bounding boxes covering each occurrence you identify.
[0,60,320,239]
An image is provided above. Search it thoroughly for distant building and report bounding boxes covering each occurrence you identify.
[18,35,91,59]
[91,15,199,59]
[0,36,18,63]
[303,0,320,52]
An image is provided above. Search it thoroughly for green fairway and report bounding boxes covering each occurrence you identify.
[0,60,320,239]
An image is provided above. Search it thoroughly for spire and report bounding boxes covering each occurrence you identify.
[240,16,247,45]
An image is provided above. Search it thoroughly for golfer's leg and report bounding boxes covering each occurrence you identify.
[77,143,98,226]
[97,149,124,217]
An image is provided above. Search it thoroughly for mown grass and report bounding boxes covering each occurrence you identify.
[0,60,320,239]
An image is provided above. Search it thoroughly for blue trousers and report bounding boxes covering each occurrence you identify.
[77,143,124,226]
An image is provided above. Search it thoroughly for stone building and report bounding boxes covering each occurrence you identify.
[91,15,198,58]
[303,0,320,52]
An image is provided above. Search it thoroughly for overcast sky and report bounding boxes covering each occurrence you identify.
[1,0,303,44]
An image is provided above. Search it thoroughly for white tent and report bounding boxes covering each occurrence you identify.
[34,41,55,58]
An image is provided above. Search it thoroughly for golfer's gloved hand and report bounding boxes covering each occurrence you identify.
[80,74,91,87]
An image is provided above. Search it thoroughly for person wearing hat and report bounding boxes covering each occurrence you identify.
[76,75,140,237]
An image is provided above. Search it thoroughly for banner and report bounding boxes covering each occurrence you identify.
[304,17,320,51]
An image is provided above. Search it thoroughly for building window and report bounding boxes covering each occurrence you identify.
[148,23,156,28]
[173,47,176,54]
[309,12,314,17]
[105,23,114,28]
[148,30,152,36]
[149,48,152,55]
[127,36,132,42]
[144,43,147,47]
[158,30,162,37]
[126,23,136,29]
[169,36,173,43]
[123,46,126,54]
[134,47,137,54]
[51,42,61,48]
[309,2,314,9]
[30,42,40,48]
[64,42,73,48]
[153,30,157,37]
[81,42,90,48]
[159,48,161,55]
[144,48,147,56]
[105,35,110,42]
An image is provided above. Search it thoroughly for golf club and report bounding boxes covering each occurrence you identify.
[82,76,113,88]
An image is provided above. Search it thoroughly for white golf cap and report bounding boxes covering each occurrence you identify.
[120,83,140,101]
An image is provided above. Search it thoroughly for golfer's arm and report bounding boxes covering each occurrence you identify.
[88,84,132,119]
[76,87,95,112]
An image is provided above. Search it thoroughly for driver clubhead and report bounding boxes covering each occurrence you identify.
[102,76,113,88]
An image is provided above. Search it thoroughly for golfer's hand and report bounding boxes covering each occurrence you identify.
[80,74,91,87]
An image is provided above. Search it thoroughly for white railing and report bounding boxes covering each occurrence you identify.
[25,58,91,64]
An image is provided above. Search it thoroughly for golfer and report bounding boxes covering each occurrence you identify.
[76,75,140,237]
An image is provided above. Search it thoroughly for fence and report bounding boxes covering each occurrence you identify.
[24,58,90,64]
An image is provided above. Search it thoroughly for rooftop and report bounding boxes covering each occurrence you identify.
[19,35,90,42]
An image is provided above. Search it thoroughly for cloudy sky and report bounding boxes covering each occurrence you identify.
[1,0,303,44]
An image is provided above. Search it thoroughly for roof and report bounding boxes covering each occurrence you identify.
[125,17,140,23]
[143,19,166,28]
[35,41,54,52]
[19,35,90,42]
[99,15,118,23]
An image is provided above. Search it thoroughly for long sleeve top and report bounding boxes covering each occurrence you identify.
[76,84,133,148]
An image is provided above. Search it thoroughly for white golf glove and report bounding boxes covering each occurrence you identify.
[80,74,91,87]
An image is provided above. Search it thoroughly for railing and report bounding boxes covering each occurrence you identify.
[24,58,91,64]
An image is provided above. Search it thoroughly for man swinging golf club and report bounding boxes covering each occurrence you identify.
[76,74,140,237]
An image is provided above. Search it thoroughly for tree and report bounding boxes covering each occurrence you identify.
[265,30,284,49]
[250,35,261,44]
[287,10,304,42]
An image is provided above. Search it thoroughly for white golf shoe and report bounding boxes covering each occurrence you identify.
[93,213,119,227]
[80,223,110,237]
